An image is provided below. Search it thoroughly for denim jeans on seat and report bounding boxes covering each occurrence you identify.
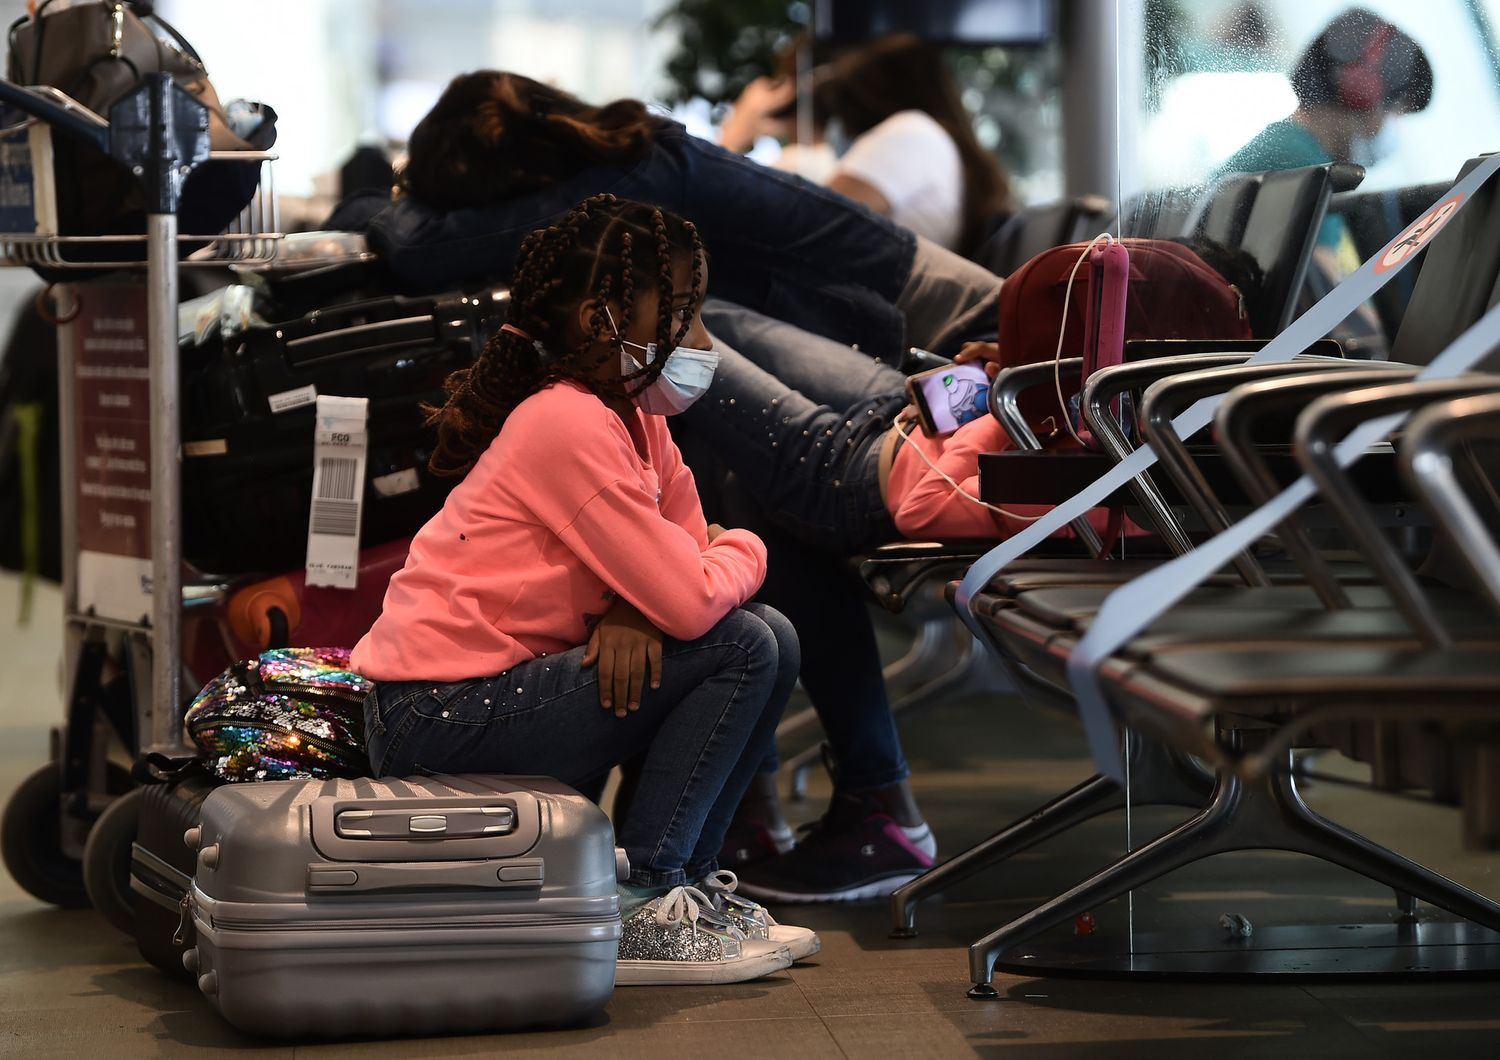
[678,302,919,791]
[686,299,908,555]
[363,604,800,889]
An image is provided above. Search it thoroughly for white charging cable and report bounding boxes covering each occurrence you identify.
[890,413,1044,522]
[1053,232,1118,447]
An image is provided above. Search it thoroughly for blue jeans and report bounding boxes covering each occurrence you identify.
[363,604,800,888]
[679,303,914,790]
[685,300,908,554]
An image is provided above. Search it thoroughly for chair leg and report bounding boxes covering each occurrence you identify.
[968,746,1500,997]
[890,772,1125,937]
[1265,763,1500,932]
[881,616,953,690]
[888,627,980,717]
[894,731,1212,936]
[968,770,1248,996]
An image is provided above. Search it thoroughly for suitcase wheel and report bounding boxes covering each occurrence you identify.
[83,787,144,935]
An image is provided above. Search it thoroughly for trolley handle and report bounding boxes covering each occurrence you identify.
[0,77,108,152]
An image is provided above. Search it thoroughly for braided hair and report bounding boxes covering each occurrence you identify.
[427,194,707,477]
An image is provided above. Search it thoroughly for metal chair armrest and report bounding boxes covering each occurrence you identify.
[989,359,1081,452]
[987,358,1104,556]
[1401,392,1500,620]
[1295,377,1500,647]
[1141,361,1394,595]
[1082,354,1263,553]
[1208,365,1417,605]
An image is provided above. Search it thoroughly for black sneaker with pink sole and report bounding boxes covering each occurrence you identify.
[734,793,937,903]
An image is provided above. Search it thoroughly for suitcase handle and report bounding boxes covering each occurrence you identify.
[310,793,542,863]
[334,805,515,841]
[305,857,544,895]
[283,315,442,366]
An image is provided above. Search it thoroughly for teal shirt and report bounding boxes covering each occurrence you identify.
[1217,119,1343,249]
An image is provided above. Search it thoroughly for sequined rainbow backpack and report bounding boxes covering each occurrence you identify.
[185,647,373,782]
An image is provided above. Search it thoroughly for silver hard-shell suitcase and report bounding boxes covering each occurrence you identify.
[185,774,625,1037]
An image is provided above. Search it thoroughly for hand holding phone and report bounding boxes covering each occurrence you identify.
[904,360,992,437]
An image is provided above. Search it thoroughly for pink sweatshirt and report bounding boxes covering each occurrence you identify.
[885,414,1142,542]
[351,382,767,682]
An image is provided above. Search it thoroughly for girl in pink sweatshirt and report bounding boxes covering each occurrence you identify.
[352,195,814,985]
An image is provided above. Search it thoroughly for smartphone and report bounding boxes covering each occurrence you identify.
[905,360,991,437]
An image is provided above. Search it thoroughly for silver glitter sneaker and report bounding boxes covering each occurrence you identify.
[615,885,794,986]
[699,870,821,962]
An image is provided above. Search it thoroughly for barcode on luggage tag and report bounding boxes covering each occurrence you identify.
[310,499,360,537]
[317,456,358,501]
[311,456,360,536]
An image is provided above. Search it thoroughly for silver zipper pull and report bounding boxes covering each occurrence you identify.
[172,894,192,946]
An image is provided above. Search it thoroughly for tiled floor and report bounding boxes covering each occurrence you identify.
[2,572,1499,1058]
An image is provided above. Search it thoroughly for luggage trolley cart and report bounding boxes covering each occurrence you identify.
[0,74,278,911]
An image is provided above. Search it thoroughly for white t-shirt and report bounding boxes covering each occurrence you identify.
[833,110,964,250]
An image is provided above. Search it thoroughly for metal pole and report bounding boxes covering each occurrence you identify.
[1060,0,1120,202]
[145,211,182,752]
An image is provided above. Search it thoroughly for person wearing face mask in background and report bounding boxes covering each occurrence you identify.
[1217,8,1433,272]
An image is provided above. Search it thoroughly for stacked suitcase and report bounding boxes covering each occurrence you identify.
[178,280,509,575]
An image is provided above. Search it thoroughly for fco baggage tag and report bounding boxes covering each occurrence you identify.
[306,395,369,589]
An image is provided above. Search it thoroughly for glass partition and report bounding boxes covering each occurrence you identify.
[1096,0,1500,971]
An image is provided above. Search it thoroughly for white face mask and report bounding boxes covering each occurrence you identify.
[605,306,720,416]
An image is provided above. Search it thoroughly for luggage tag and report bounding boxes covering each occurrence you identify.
[305,395,369,589]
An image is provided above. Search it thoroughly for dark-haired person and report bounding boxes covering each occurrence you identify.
[794,34,1014,257]
[691,235,1256,902]
[1218,8,1432,256]
[368,70,1005,366]
[351,195,818,984]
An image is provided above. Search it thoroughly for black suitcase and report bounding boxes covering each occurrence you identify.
[179,285,509,574]
[130,759,222,980]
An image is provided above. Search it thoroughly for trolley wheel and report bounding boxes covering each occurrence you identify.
[84,788,143,935]
[1,762,131,908]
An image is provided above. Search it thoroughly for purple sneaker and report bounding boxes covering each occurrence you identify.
[735,794,936,903]
[719,817,796,870]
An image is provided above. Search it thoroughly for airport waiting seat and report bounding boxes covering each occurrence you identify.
[972,195,1114,277]
[962,370,1500,995]
[888,156,1500,942]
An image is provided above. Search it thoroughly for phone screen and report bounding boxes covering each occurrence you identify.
[913,362,991,435]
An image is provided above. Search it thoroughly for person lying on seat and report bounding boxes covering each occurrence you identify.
[350,195,818,985]
[359,70,1007,365]
[691,237,1261,904]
